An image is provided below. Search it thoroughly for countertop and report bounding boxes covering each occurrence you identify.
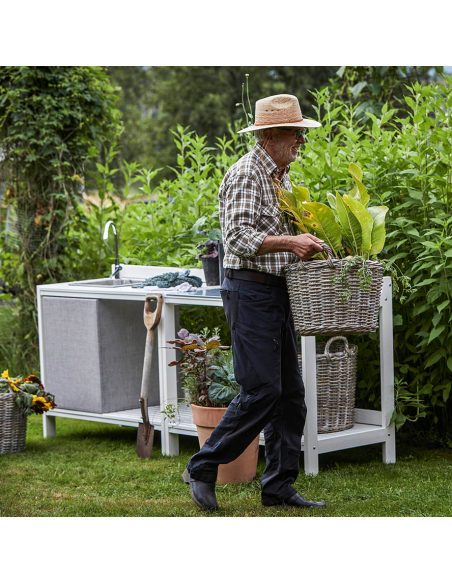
[37,264,223,305]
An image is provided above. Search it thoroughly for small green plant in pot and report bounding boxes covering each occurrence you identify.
[207,349,240,406]
[165,326,231,408]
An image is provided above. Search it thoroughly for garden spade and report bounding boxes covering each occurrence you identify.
[137,293,163,459]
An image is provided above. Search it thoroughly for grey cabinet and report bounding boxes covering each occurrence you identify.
[41,297,160,413]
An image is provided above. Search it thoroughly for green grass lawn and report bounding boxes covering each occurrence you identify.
[1,415,451,517]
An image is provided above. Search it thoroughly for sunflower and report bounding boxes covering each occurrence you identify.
[24,374,44,389]
[1,370,23,392]
[32,395,53,413]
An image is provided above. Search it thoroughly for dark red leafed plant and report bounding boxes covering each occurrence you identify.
[167,328,230,407]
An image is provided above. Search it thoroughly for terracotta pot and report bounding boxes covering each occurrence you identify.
[191,403,259,484]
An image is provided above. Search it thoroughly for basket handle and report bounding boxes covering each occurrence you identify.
[299,243,336,271]
[324,336,351,362]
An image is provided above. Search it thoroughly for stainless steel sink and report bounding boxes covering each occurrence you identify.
[68,278,146,288]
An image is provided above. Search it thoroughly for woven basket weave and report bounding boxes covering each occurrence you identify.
[284,244,384,336]
[299,336,358,434]
[0,390,27,454]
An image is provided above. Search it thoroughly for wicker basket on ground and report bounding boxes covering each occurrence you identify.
[0,389,27,454]
[284,244,384,336]
[299,336,358,434]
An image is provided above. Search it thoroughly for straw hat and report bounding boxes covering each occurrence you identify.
[237,94,321,133]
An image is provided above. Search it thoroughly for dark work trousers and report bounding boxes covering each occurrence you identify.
[186,274,307,505]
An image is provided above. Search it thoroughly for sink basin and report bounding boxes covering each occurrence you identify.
[68,278,146,288]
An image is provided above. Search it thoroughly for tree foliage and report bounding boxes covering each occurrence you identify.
[0,66,122,370]
[107,66,337,174]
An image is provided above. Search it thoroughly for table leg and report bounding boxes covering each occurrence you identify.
[380,277,396,464]
[302,336,319,476]
[43,413,56,438]
[158,302,179,456]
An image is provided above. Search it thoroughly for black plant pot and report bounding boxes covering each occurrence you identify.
[201,256,220,286]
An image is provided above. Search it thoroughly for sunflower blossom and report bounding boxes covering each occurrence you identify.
[1,369,22,392]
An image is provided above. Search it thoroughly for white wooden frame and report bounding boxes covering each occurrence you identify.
[39,269,395,475]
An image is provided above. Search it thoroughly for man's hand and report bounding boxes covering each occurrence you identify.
[290,233,324,260]
[256,233,325,259]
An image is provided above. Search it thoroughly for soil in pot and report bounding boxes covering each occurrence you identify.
[191,403,259,484]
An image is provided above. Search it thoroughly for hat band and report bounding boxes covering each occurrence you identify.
[254,116,304,126]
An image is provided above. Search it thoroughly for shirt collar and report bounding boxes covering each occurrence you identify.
[253,142,290,180]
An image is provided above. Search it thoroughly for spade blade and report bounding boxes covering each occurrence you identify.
[136,422,154,459]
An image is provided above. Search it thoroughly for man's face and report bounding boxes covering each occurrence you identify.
[272,128,306,166]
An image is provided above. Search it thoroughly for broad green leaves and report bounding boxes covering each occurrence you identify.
[302,202,342,254]
[343,194,373,254]
[278,162,387,259]
[336,192,362,252]
[367,206,388,256]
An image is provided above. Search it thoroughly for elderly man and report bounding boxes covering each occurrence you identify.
[183,94,326,511]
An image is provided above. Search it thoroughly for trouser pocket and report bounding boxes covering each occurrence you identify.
[232,324,281,393]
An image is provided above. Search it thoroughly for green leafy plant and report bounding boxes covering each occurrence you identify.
[390,375,427,430]
[277,162,388,260]
[293,76,452,435]
[277,162,395,302]
[0,66,122,372]
[166,327,230,407]
[207,350,240,406]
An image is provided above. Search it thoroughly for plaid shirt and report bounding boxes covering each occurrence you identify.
[219,143,298,277]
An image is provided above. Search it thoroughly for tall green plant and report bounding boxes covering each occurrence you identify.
[0,66,122,373]
[294,76,452,437]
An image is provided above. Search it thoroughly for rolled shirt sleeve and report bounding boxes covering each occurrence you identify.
[222,174,267,258]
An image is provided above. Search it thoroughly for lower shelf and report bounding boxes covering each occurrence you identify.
[46,404,390,454]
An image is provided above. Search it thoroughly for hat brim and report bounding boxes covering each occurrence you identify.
[237,119,321,134]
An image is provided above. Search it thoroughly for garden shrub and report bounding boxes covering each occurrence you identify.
[0,66,122,371]
[289,77,452,441]
[1,69,451,443]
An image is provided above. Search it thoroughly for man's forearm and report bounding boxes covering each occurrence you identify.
[256,235,293,256]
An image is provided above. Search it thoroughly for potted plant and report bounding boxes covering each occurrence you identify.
[196,230,220,286]
[276,162,409,335]
[0,369,56,453]
[165,328,260,484]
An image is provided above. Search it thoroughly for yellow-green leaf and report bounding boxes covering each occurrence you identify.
[301,201,342,255]
[343,194,373,255]
[336,192,362,254]
[291,184,310,204]
[367,206,388,256]
[348,163,369,207]
[281,188,297,210]
[349,162,363,181]
[293,221,309,233]
[327,193,337,211]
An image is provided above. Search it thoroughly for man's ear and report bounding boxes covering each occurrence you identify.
[264,129,273,142]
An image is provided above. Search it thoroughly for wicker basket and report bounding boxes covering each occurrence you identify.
[0,390,27,454]
[299,336,358,434]
[284,244,384,336]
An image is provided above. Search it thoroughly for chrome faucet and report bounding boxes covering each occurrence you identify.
[103,221,122,279]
